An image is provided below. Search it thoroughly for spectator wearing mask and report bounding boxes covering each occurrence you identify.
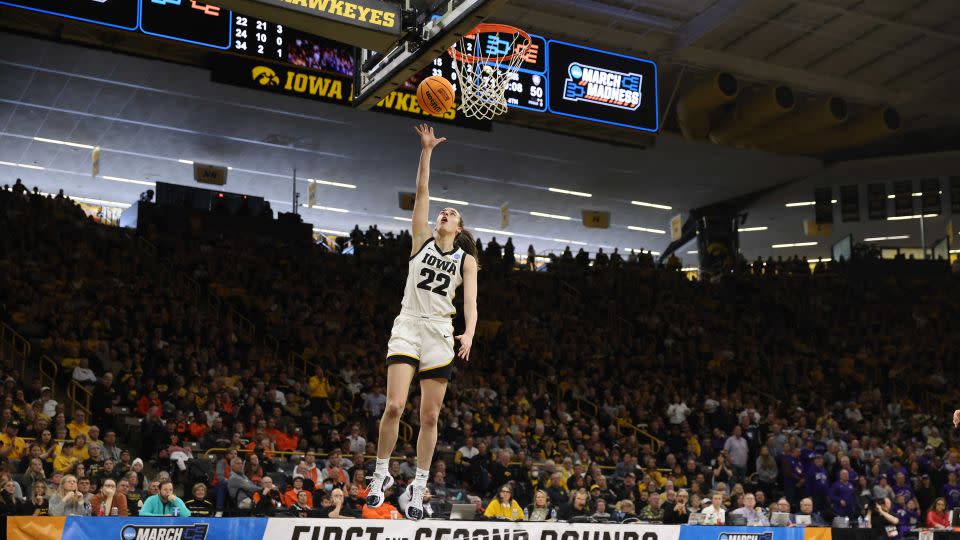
[525,490,556,522]
[90,478,128,516]
[140,480,190,517]
[49,475,90,516]
[483,484,524,521]
[184,483,215,517]
[731,493,769,526]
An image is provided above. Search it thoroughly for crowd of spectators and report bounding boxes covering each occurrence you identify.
[2,181,960,535]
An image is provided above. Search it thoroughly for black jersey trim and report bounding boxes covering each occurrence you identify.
[434,242,457,256]
[409,238,433,261]
[460,250,467,274]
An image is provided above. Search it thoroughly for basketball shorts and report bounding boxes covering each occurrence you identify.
[386,311,455,380]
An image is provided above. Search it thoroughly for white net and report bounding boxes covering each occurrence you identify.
[449,28,531,120]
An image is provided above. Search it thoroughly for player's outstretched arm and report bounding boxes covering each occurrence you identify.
[411,124,446,253]
[456,254,478,361]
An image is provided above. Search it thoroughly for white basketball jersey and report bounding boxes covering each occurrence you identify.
[402,239,465,318]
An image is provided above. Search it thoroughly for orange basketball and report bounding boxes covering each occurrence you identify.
[416,75,456,116]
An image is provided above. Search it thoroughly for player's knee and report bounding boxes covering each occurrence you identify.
[383,400,405,419]
[420,407,440,429]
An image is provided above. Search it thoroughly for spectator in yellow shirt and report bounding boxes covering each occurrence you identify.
[72,434,91,462]
[0,421,27,462]
[67,410,90,439]
[308,366,330,416]
[484,484,525,521]
[54,443,79,474]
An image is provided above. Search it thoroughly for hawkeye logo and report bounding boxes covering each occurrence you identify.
[719,533,774,540]
[251,65,347,100]
[252,66,280,87]
[121,524,208,540]
[280,0,397,29]
[563,62,643,110]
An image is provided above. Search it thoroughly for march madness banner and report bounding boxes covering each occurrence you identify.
[7,517,680,540]
[678,526,832,540]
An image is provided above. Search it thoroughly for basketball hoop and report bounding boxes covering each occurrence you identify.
[448,23,531,120]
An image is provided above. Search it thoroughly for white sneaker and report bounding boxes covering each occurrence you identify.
[365,472,394,508]
[404,483,425,520]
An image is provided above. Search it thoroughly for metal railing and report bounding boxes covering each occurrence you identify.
[67,379,93,416]
[622,423,663,454]
[0,322,30,374]
[40,355,58,395]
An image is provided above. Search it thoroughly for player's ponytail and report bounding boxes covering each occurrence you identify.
[455,216,479,265]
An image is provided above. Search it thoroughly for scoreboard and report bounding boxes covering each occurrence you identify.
[1,1,659,130]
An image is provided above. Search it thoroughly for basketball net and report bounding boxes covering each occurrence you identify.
[449,24,531,120]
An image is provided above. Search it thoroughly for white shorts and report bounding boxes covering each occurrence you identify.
[386,311,455,379]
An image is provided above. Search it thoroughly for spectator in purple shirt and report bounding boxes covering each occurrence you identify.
[941,471,960,509]
[805,454,830,514]
[800,440,817,468]
[782,445,804,506]
[836,456,859,485]
[892,472,914,502]
[895,498,920,538]
[887,458,909,484]
[829,469,858,521]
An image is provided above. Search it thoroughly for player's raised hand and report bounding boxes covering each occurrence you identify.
[455,333,473,362]
[953,409,960,428]
[415,123,446,150]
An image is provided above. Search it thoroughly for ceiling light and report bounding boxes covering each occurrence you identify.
[314,228,350,236]
[530,211,572,221]
[177,159,194,165]
[887,214,938,221]
[307,178,357,189]
[863,235,910,242]
[33,136,96,150]
[302,204,349,213]
[771,242,818,248]
[628,225,666,234]
[681,267,698,272]
[549,187,592,198]
[951,249,960,254]
[785,201,815,207]
[394,216,412,222]
[738,226,768,232]
[474,227,514,236]
[554,239,587,245]
[687,250,698,254]
[810,258,832,263]
[628,248,660,255]
[430,196,469,206]
[631,200,672,210]
[102,175,156,186]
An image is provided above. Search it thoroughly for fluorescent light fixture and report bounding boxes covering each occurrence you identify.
[863,235,910,242]
[17,163,45,170]
[785,201,815,207]
[681,267,698,272]
[951,249,960,254]
[810,258,832,263]
[912,192,922,197]
[474,227,514,236]
[430,196,469,206]
[687,250,698,254]
[302,204,349,213]
[314,228,350,236]
[393,216,412,222]
[887,214,939,221]
[101,175,156,186]
[628,248,660,255]
[307,178,357,189]
[631,200,672,210]
[177,159,194,165]
[530,211,572,221]
[548,187,592,198]
[33,136,96,150]
[628,225,666,234]
[738,226,768,232]
[771,242,818,248]
[553,238,587,245]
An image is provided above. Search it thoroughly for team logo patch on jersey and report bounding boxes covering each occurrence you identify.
[453,252,462,261]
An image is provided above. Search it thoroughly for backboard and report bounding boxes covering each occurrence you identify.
[352,0,506,109]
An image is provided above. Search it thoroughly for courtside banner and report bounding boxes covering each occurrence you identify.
[265,519,681,540]
[6,516,269,540]
[678,525,831,540]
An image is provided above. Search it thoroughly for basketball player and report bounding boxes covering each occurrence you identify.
[365,124,479,520]
[953,409,959,428]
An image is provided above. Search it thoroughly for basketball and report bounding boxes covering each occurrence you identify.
[416,75,456,116]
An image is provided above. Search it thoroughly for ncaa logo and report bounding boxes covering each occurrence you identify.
[122,526,137,540]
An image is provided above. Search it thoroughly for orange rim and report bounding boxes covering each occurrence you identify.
[448,23,531,64]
